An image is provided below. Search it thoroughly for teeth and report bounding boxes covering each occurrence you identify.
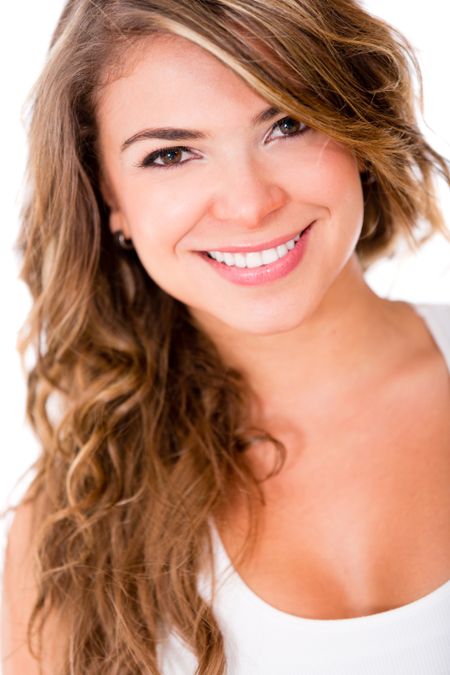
[207,232,301,268]
[234,253,246,268]
[246,251,263,268]
[261,248,278,265]
[276,244,288,257]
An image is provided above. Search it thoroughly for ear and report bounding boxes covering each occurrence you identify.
[100,178,131,238]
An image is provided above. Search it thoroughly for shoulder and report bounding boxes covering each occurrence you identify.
[2,496,67,675]
[409,301,450,376]
[385,299,450,378]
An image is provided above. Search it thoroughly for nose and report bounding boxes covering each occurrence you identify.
[208,156,288,229]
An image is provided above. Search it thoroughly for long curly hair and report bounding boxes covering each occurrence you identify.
[8,0,450,673]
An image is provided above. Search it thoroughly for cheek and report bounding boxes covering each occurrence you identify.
[323,149,364,218]
[288,139,363,217]
[119,174,204,251]
[282,139,364,272]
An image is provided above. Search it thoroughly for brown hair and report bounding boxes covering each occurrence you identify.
[8,0,450,673]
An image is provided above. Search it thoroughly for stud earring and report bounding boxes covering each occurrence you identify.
[361,170,376,185]
[114,230,134,250]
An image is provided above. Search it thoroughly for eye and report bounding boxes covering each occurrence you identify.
[138,146,195,169]
[269,116,308,141]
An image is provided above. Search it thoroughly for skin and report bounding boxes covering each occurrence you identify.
[99,33,389,405]
[97,33,450,618]
[2,30,449,675]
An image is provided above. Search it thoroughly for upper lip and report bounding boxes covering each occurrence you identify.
[201,222,314,254]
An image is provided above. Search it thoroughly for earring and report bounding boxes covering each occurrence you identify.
[114,230,134,250]
[361,170,376,185]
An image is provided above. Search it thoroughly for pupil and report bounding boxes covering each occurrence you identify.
[281,118,299,133]
[163,149,181,164]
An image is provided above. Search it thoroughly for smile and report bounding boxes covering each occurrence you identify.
[198,221,315,286]
[206,232,302,269]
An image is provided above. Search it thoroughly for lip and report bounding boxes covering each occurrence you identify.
[197,220,315,286]
[200,224,311,254]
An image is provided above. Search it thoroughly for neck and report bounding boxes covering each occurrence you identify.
[190,254,395,428]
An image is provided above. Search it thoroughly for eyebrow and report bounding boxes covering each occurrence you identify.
[120,105,281,152]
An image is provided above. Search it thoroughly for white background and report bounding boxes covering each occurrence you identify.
[1,1,449,570]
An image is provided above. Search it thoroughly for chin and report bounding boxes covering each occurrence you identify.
[215,304,312,337]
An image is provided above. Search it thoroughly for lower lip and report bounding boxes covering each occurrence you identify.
[198,221,315,286]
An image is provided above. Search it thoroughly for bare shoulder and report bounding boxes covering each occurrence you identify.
[1,496,67,675]
[383,299,450,391]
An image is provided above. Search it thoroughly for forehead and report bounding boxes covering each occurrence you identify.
[96,33,268,140]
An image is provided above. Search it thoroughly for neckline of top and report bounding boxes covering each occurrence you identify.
[209,521,450,629]
[207,300,450,628]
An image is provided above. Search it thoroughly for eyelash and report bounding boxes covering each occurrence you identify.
[137,116,309,170]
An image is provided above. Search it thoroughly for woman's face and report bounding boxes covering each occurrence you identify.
[97,34,365,336]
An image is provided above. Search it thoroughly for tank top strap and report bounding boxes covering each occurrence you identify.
[412,302,450,373]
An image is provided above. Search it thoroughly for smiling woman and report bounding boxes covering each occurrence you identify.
[2,1,450,674]
[98,33,368,334]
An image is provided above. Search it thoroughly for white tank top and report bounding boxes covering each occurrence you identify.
[159,302,450,674]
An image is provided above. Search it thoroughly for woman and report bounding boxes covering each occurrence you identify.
[2,0,450,673]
